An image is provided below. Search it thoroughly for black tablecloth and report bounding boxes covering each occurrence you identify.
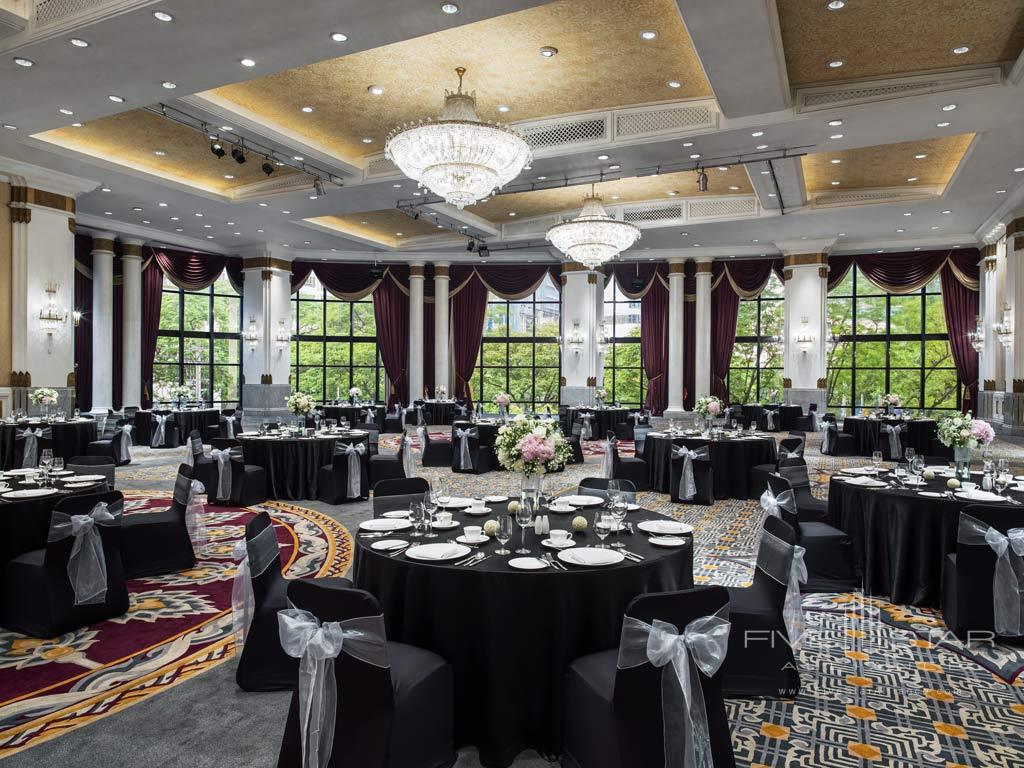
[240,436,344,500]
[0,420,98,470]
[828,471,1018,606]
[842,417,937,457]
[642,432,778,499]
[777,405,803,430]
[562,407,630,439]
[423,401,456,425]
[134,409,219,445]
[353,501,693,767]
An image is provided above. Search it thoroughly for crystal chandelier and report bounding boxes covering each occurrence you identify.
[967,315,984,353]
[546,190,641,268]
[385,67,531,209]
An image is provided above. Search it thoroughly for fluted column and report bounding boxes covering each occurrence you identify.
[90,231,116,414]
[1004,215,1024,431]
[120,238,144,409]
[665,259,685,416]
[694,258,713,401]
[560,262,600,404]
[781,253,828,412]
[409,265,425,400]
[434,263,450,394]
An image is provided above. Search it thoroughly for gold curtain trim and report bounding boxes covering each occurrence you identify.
[853,252,978,295]
[477,269,550,300]
[710,270,725,292]
[322,278,383,302]
[446,270,478,299]
[723,263,773,299]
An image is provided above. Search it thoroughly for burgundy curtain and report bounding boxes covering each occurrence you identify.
[476,264,560,298]
[225,259,245,293]
[940,252,980,413]
[293,261,384,298]
[112,250,123,410]
[641,277,669,414]
[683,263,696,410]
[604,262,663,296]
[372,275,409,407]
[710,262,739,401]
[140,255,164,408]
[290,261,315,292]
[73,237,93,411]
[450,272,489,409]
[719,258,784,296]
[154,250,227,291]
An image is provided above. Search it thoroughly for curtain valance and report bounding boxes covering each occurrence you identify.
[603,262,669,299]
[711,258,784,298]
[151,248,239,292]
[290,260,388,300]
[827,249,980,293]
[448,264,561,300]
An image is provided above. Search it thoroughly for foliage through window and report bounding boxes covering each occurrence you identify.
[290,274,387,402]
[475,274,561,413]
[727,273,784,404]
[826,266,959,414]
[602,280,645,407]
[155,272,241,406]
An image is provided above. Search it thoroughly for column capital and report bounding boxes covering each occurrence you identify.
[409,264,426,279]
[668,261,686,275]
[90,231,117,254]
[121,237,145,258]
[695,260,713,275]
[433,262,450,277]
[773,238,835,257]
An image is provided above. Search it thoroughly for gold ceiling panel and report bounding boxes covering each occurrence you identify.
[777,0,1024,86]
[207,0,711,164]
[468,167,753,220]
[36,110,297,194]
[307,209,443,248]
[801,134,974,193]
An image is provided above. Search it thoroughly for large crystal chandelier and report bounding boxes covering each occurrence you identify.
[385,67,532,209]
[546,191,641,268]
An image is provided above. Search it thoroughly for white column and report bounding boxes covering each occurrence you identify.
[120,238,144,409]
[409,265,425,400]
[239,247,292,420]
[694,258,713,401]
[1005,221,1024,431]
[665,259,685,416]
[433,263,450,393]
[780,255,828,412]
[560,263,599,403]
[90,231,116,414]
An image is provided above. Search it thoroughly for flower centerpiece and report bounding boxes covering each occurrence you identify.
[348,386,361,404]
[495,415,573,505]
[28,387,59,419]
[594,387,608,407]
[766,388,779,404]
[494,392,512,420]
[286,392,315,416]
[878,393,901,415]
[937,411,994,480]
[437,384,447,400]
[166,384,191,408]
[694,395,724,431]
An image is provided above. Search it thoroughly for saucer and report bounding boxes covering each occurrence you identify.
[484,495,509,503]
[463,506,492,516]
[648,536,687,547]
[508,557,548,570]
[541,538,576,549]
[546,504,576,513]
[432,521,460,530]
[455,534,488,545]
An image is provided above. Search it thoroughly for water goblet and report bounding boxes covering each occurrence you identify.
[495,514,513,555]
[871,451,883,475]
[422,493,438,538]
[904,447,915,464]
[610,500,628,548]
[995,470,1011,499]
[435,477,451,508]
[409,503,425,538]
[515,501,533,555]
[594,512,612,549]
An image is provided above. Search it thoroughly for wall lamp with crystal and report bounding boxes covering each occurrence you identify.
[560,321,585,355]
[596,323,610,354]
[72,310,82,327]
[275,320,291,352]
[795,316,814,353]
[994,304,1013,348]
[245,316,260,351]
[38,283,67,334]
[967,315,984,354]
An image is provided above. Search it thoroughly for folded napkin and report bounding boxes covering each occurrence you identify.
[571,549,611,565]
[417,545,464,560]
[844,476,887,487]
[644,520,689,534]
[958,489,1006,502]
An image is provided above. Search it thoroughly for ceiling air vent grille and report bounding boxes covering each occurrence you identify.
[688,198,757,220]
[622,205,683,223]
[365,156,401,179]
[796,69,1000,112]
[615,104,714,138]
[34,0,106,25]
[518,117,608,150]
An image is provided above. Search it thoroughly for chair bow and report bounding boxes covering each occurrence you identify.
[884,423,905,460]
[16,427,50,468]
[958,514,1024,635]
[278,609,390,768]
[415,404,425,426]
[174,473,208,554]
[579,413,593,440]
[760,487,796,519]
[599,438,614,479]
[340,442,366,498]
[224,412,240,439]
[618,613,730,768]
[455,404,467,417]
[765,409,778,431]
[48,500,121,605]
[151,414,168,448]
[455,427,476,471]
[821,423,837,455]
[115,424,133,463]
[809,411,821,432]
[210,448,233,501]
[672,446,709,501]
[402,435,414,477]
[231,540,253,647]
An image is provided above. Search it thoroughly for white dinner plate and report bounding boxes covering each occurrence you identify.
[484,495,509,503]
[381,510,411,519]
[649,536,688,547]
[842,477,888,488]
[455,534,489,545]
[558,548,625,567]
[624,503,641,512]
[955,490,1007,503]
[64,481,100,489]
[359,518,413,532]
[345,430,368,437]
[2,488,58,500]
[437,497,474,509]
[546,504,576,514]
[509,557,548,570]
[463,506,492,516]
[404,543,471,561]
[841,467,881,476]
[558,495,604,507]
[637,519,694,535]
[370,539,408,551]
[541,538,576,549]
[69,474,108,482]
[2,468,36,477]
[51,470,75,477]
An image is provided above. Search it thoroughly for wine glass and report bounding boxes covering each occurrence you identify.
[39,449,53,473]
[594,512,612,549]
[515,500,533,554]
[436,477,451,508]
[495,514,513,555]
[610,497,628,549]
[730,418,738,431]
[422,492,438,538]
[904,447,915,464]
[871,451,883,475]
[409,502,425,538]
[52,457,64,479]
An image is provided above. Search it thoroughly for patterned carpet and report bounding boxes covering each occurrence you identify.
[0,492,352,758]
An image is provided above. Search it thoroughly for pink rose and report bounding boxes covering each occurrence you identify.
[707,401,721,416]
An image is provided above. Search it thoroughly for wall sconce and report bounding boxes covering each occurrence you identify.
[275,320,291,352]
[994,304,1013,348]
[561,321,584,355]
[245,316,260,350]
[38,283,67,336]
[596,323,610,354]
[72,310,82,327]
[967,315,984,354]
[795,316,814,354]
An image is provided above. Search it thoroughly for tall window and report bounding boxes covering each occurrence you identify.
[826,266,959,413]
[290,273,386,401]
[727,273,784,403]
[476,274,561,412]
[602,280,645,407]
[155,272,241,406]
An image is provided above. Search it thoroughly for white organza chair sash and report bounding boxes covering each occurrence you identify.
[210,449,233,501]
[755,529,808,649]
[151,414,168,448]
[759,487,796,519]
[47,500,122,605]
[16,427,50,468]
[174,472,208,553]
[599,438,614,479]
[671,446,709,501]
[455,427,476,470]
[821,423,837,455]
[884,423,905,459]
[115,424,133,463]
[340,442,366,497]
[958,513,1024,636]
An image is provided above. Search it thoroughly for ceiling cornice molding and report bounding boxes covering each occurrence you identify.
[76,213,233,255]
[0,155,98,197]
[832,233,979,254]
[773,238,836,256]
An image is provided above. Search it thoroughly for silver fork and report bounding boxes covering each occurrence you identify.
[543,553,566,571]
[455,552,483,567]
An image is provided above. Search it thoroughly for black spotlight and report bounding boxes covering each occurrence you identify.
[477,243,490,258]
[231,145,246,164]
[466,240,476,252]
[368,264,385,279]
[313,178,326,198]
[261,160,274,176]
[210,141,225,159]
[696,168,708,192]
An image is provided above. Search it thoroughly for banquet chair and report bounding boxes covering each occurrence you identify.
[150,410,181,449]
[668,446,715,504]
[13,426,52,468]
[369,434,410,488]
[372,478,430,517]
[751,437,805,497]
[775,460,828,522]
[382,404,405,434]
[274,580,455,768]
[317,441,370,504]
[236,513,354,692]
[764,474,856,593]
[609,435,650,492]
[451,425,490,474]
[567,419,585,465]
[562,585,735,768]
[120,463,199,578]
[353,421,381,456]
[123,405,139,419]
[759,406,782,432]
[187,429,219,494]
[361,407,386,433]
[578,478,637,504]
[721,515,801,698]
[819,422,856,457]
[791,403,818,433]
[418,422,452,467]
[67,455,116,490]
[86,418,134,466]
[942,504,1024,642]
[208,437,268,507]
[0,490,129,637]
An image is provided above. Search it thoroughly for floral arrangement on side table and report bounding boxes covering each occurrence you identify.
[286,392,315,416]
[348,386,361,400]
[937,411,994,480]
[878,393,901,411]
[694,395,724,418]
[494,416,572,476]
[28,388,59,406]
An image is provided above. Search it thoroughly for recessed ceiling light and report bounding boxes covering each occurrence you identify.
[729,185,740,190]
[258,202,268,207]
[937,121,951,128]
[301,106,314,113]
[826,0,845,9]
[931,225,940,230]
[692,243,701,247]
[368,84,385,95]
[640,30,657,40]
[142,220,150,224]
[2,124,16,130]
[941,103,957,111]
[103,211,112,215]
[240,58,256,67]
[497,104,511,113]
[689,153,701,159]
[831,158,842,164]
[539,46,558,58]
[69,38,89,48]
[71,122,82,127]
[131,206,142,211]
[223,174,234,180]
[667,190,678,196]
[608,164,621,170]
[158,202,168,207]
[227,221,235,225]
[282,210,291,214]
[679,232,689,236]
[768,193,776,197]
[161,81,177,89]
[751,130,764,137]
[257,229,264,233]
[153,149,167,156]
[913,247,921,251]
[203,224,211,228]
[610,194,620,200]
[170,216,179,221]
[101,187,111,192]
[152,11,173,22]
[175,228,183,232]
[58,108,73,115]
[395,232,404,236]
[914,153,927,159]
[760,170,770,175]
[941,209,951,214]
[303,241,311,245]
[896,228,904,233]
[195,212,204,217]
[903,212,912,216]
[361,137,374,144]
[996,189,1007,194]
[876,249,884,254]
[828,119,844,127]
[752,238,759,243]
[206,235,214,239]
[597,154,609,160]
[331,32,348,42]
[1015,167,1024,173]
[537,175,547,180]
[828,59,844,69]
[393,183,403,188]
[952,45,970,55]
[717,166,729,171]
[756,144,768,150]
[220,125,233,132]
[682,141,694,147]
[108,94,125,103]
[508,212,517,217]
[234,232,241,236]
[906,176,918,182]
[13,57,34,67]
[441,2,459,13]
[838,232,846,236]
[831,180,841,185]
[829,133,844,140]
[666,80,681,89]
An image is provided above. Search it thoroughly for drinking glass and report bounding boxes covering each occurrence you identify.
[409,503,425,538]
[515,501,533,555]
[995,470,1011,499]
[904,447,915,463]
[871,451,883,474]
[73,408,80,420]
[52,457,64,476]
[39,449,53,472]
[594,512,612,548]
[495,514,513,555]
[610,499,628,548]
[997,458,1009,480]
[422,493,438,538]
[731,419,738,431]
[436,477,451,508]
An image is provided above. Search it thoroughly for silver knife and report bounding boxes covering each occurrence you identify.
[454,552,483,567]
[465,554,492,567]
[387,543,411,557]
[621,549,645,561]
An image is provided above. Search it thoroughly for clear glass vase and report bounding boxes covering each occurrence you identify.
[520,472,543,510]
[954,445,971,481]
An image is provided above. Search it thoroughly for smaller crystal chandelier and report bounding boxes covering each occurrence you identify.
[385,67,532,209]
[994,304,1013,348]
[546,187,641,269]
[795,317,814,353]
[967,315,984,354]
[38,283,67,334]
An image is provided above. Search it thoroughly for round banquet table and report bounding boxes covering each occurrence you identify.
[842,416,937,457]
[240,433,364,500]
[0,419,98,470]
[828,469,1023,606]
[563,406,630,439]
[642,431,778,499]
[423,400,456,425]
[322,404,374,424]
[776,404,803,430]
[353,500,693,767]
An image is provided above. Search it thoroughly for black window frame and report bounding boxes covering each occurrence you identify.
[602,281,646,408]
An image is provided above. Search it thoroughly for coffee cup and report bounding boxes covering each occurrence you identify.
[961,482,977,492]
[469,499,485,513]
[549,529,570,545]
[464,525,483,540]
[435,511,452,526]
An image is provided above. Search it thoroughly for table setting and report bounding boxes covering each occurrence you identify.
[0,416,98,470]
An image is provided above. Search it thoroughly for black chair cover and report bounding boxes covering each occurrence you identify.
[317,445,370,504]
[372,478,430,517]
[368,437,409,488]
[450,426,490,474]
[67,455,116,490]
[121,463,197,578]
[417,426,452,468]
[609,436,650,492]
[669,449,714,505]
